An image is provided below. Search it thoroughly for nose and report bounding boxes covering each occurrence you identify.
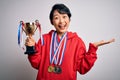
[59,17,64,24]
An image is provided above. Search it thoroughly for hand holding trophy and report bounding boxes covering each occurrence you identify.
[18,20,43,54]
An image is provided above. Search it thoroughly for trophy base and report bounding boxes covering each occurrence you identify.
[24,46,36,55]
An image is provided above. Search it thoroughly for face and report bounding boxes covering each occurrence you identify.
[52,10,70,36]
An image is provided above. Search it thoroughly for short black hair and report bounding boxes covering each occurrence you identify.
[49,3,72,24]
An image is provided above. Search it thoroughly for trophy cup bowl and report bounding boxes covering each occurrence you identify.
[22,22,37,54]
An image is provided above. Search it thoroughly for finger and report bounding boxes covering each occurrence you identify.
[25,41,32,46]
[25,38,29,43]
[27,37,33,42]
[28,36,35,41]
[103,38,115,44]
[99,38,115,46]
[25,41,28,46]
[108,38,115,43]
[96,40,109,47]
[29,36,32,39]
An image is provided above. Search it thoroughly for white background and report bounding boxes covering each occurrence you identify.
[0,0,120,80]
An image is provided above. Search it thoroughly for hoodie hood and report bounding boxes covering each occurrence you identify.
[67,31,78,40]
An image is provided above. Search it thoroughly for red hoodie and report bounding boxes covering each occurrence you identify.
[28,30,98,80]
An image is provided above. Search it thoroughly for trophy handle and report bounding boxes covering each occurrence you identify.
[35,20,41,33]
[22,26,27,34]
[33,25,38,33]
[20,21,27,35]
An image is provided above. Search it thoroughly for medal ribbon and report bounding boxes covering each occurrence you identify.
[50,32,55,64]
[50,31,67,65]
[35,20,44,45]
[18,21,24,49]
[56,36,67,65]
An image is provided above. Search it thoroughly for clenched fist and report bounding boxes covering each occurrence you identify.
[25,36,35,47]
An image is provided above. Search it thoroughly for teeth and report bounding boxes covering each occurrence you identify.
[60,26,64,27]
[59,25,65,30]
[59,24,65,27]
[59,26,64,28]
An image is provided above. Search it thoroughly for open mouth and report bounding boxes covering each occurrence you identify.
[58,24,67,30]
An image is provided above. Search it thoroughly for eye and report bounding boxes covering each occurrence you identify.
[54,16,59,20]
[63,15,67,19]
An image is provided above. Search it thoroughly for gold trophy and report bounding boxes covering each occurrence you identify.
[19,20,40,54]
[23,22,36,37]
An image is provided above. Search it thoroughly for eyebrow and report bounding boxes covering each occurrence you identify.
[53,12,60,16]
[53,13,67,17]
[53,14,58,17]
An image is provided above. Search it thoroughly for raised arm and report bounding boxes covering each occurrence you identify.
[77,38,115,74]
[25,36,42,69]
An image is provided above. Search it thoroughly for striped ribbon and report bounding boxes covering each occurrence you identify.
[50,31,67,65]
[18,21,24,49]
[35,20,44,45]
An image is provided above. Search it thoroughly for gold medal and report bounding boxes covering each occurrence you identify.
[48,65,54,72]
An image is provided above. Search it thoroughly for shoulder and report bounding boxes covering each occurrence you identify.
[67,31,83,41]
[43,30,54,38]
[67,31,85,47]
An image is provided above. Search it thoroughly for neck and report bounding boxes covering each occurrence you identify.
[56,32,65,39]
